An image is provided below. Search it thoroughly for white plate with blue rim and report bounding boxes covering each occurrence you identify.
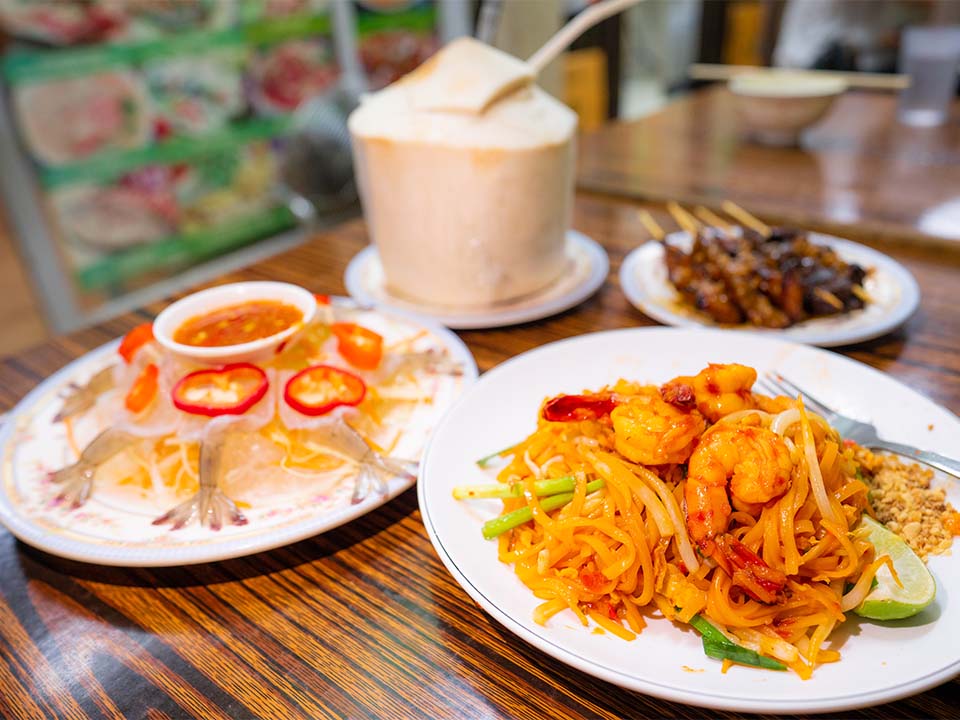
[620,231,920,347]
[418,327,959,713]
[0,299,477,567]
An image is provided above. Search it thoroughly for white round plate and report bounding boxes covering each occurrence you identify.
[0,303,477,567]
[418,327,959,713]
[344,230,609,330]
[620,232,920,347]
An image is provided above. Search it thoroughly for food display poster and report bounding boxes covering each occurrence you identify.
[354,0,439,89]
[0,0,440,313]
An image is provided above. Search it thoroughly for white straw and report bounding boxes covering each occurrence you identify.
[526,0,642,76]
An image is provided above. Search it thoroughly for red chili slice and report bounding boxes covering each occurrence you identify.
[284,364,366,416]
[172,363,269,417]
[118,322,154,364]
[125,363,158,414]
[332,322,383,370]
[542,394,619,422]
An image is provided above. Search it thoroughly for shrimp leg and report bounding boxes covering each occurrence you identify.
[50,428,138,508]
[152,430,248,531]
[302,421,418,503]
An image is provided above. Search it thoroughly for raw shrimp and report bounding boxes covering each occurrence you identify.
[386,349,463,378]
[54,366,116,422]
[297,420,417,503]
[50,304,442,530]
[153,373,279,530]
[56,325,161,422]
[50,428,140,508]
[661,363,757,422]
[275,320,462,379]
[152,421,248,531]
[685,424,792,602]
[611,392,705,465]
[278,391,416,504]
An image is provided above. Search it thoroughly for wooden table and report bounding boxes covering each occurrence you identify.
[1,191,959,717]
[578,86,960,248]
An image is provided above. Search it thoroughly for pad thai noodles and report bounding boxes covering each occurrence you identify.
[455,363,934,679]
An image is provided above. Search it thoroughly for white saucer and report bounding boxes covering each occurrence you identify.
[344,231,609,330]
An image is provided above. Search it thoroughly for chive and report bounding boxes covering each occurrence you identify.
[689,614,732,646]
[702,639,787,671]
[480,479,606,540]
[452,475,576,500]
[475,443,518,468]
[689,614,786,671]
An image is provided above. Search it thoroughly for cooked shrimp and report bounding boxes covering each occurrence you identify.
[685,424,792,602]
[611,392,705,465]
[662,363,757,422]
[753,393,793,415]
[685,425,792,553]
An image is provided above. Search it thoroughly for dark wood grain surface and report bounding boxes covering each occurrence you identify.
[578,86,960,249]
[1,190,959,716]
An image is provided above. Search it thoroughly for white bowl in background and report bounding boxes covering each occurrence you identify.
[154,281,317,365]
[729,71,847,146]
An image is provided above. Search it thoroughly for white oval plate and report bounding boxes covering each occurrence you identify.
[620,232,920,347]
[344,230,609,330]
[0,303,477,567]
[418,328,959,713]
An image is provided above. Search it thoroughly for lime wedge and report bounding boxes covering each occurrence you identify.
[854,516,936,620]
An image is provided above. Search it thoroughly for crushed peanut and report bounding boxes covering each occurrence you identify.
[854,446,958,559]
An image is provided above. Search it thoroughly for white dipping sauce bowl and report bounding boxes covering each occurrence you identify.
[154,281,317,365]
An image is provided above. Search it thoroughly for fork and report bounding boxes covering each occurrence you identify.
[758,373,960,480]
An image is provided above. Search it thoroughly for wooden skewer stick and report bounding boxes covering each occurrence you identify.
[851,284,873,305]
[721,201,771,237]
[813,287,845,311]
[666,201,701,236]
[694,205,733,234]
[637,209,665,242]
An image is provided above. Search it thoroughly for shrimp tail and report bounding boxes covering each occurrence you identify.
[298,420,417,504]
[49,428,138,509]
[377,456,418,480]
[351,454,418,504]
[152,489,248,532]
[153,430,248,531]
[49,463,95,509]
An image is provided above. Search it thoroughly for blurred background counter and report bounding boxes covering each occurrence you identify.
[1,0,959,358]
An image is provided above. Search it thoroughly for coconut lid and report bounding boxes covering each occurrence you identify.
[406,36,534,115]
[348,37,577,149]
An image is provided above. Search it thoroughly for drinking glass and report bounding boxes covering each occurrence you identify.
[898,26,960,127]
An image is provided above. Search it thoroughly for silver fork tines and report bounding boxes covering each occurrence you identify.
[760,372,960,479]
